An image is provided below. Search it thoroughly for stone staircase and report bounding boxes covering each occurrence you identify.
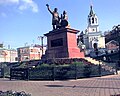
[85,57,101,65]
[85,57,116,75]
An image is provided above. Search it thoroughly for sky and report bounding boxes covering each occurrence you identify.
[0,0,120,49]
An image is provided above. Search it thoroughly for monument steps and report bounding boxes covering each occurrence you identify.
[85,57,116,75]
[85,57,101,65]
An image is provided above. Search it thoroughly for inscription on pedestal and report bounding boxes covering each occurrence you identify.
[51,38,63,47]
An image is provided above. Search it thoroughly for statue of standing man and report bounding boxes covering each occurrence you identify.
[46,4,60,30]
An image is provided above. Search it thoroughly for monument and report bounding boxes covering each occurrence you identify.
[44,4,84,59]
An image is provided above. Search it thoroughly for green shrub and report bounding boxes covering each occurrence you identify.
[73,62,84,66]
[83,65,91,77]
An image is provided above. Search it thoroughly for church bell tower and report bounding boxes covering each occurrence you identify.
[83,4,105,50]
[87,5,99,33]
[78,2,105,56]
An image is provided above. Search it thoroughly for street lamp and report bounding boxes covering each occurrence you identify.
[99,60,101,77]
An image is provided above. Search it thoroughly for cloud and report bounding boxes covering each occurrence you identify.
[19,0,38,13]
[0,0,39,13]
[0,0,19,5]
[1,12,7,17]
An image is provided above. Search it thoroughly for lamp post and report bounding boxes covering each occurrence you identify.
[98,60,101,77]
[94,47,101,76]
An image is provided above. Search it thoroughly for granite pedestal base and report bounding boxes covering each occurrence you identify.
[44,28,84,59]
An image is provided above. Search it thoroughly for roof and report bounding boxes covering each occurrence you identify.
[106,40,119,46]
[0,48,16,51]
[89,5,94,16]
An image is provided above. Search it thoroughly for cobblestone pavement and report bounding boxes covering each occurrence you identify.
[0,75,120,96]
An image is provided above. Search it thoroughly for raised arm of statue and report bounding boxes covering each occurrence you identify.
[46,4,53,14]
[46,4,60,30]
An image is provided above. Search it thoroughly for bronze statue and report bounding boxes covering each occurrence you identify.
[61,11,68,28]
[61,11,68,20]
[46,4,68,30]
[46,4,60,30]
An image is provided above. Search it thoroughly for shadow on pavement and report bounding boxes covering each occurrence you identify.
[45,84,120,89]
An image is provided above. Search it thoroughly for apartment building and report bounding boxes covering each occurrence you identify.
[17,45,46,61]
[0,48,18,62]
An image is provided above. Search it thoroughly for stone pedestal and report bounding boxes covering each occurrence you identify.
[44,28,84,59]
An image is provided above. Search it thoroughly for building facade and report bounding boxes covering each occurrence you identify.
[78,5,105,56]
[17,45,46,61]
[0,48,18,62]
[105,40,119,53]
[105,25,120,54]
[84,5,105,49]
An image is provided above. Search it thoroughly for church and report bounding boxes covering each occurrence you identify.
[78,5,105,56]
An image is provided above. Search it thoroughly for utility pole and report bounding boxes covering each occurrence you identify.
[8,45,11,62]
[38,36,44,56]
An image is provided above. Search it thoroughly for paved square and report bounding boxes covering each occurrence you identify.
[0,75,120,96]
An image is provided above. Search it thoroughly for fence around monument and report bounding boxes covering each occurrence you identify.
[9,63,116,80]
[0,68,4,77]
[10,68,29,80]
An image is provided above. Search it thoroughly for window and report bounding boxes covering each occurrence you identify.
[31,49,33,52]
[95,18,97,23]
[92,18,94,24]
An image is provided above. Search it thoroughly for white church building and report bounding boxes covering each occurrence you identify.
[78,5,105,56]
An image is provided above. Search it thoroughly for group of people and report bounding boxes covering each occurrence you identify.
[46,4,68,30]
